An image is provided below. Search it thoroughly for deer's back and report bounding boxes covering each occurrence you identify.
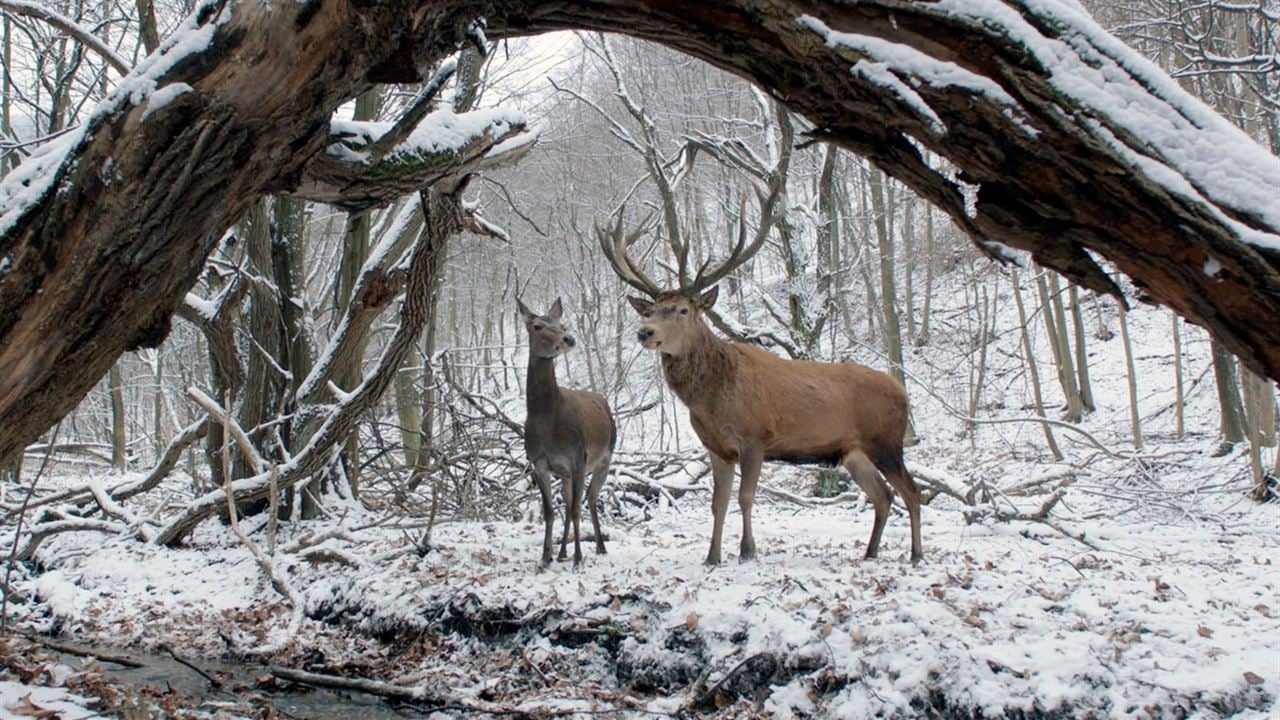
[691,343,907,463]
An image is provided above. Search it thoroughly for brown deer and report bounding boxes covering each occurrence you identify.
[599,209,923,565]
[517,297,616,567]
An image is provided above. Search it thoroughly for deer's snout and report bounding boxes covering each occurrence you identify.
[637,328,654,343]
[563,335,576,348]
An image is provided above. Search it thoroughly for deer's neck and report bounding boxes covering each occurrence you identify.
[526,356,562,415]
[661,321,735,409]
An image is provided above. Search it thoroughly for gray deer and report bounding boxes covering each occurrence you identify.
[517,298,616,567]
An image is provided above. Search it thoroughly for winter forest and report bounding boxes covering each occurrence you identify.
[0,0,1276,717]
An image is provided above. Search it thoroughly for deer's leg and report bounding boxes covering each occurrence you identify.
[587,457,610,555]
[737,446,763,562]
[570,465,587,568]
[558,473,571,561]
[533,462,556,566]
[706,453,736,565]
[884,462,924,564]
[843,450,892,560]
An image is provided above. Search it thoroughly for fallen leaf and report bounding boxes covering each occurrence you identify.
[685,612,699,630]
[1243,671,1265,686]
[609,596,622,612]
[1196,626,1213,638]
[10,694,58,718]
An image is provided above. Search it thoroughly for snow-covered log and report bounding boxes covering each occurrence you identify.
[1,0,1278,463]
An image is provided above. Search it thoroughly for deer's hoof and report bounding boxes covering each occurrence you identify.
[704,554,721,566]
[595,544,607,555]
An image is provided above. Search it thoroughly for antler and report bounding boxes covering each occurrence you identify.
[689,184,781,293]
[595,206,663,297]
[686,94,791,295]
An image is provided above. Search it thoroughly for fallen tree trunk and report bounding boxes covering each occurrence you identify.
[1,0,1277,462]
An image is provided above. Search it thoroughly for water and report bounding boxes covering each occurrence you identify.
[53,644,428,719]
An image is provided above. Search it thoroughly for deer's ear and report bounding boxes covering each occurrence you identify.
[697,286,720,310]
[628,296,654,316]
[515,297,534,322]
[548,297,563,320]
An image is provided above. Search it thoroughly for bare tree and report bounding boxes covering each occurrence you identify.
[0,0,1278,462]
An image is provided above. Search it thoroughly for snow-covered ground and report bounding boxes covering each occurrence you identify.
[10,444,1277,718]
[5,260,1279,718]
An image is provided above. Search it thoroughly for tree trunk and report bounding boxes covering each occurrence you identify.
[1036,272,1086,422]
[917,203,935,346]
[1211,339,1247,450]
[1171,313,1185,440]
[868,167,915,444]
[2,0,1279,459]
[133,0,160,55]
[1117,303,1143,450]
[108,363,127,470]
[1011,269,1063,460]
[235,199,287,512]
[1068,285,1095,412]
[394,345,423,469]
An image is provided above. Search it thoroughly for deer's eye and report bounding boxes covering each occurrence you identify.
[533,324,543,331]
[679,307,689,315]
[642,312,651,319]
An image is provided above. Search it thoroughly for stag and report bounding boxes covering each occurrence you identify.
[517,298,616,567]
[599,208,923,565]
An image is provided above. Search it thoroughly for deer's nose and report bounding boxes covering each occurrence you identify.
[637,328,653,343]
[563,335,576,348]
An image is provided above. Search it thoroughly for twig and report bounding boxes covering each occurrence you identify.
[0,0,130,74]
[3,421,59,628]
[160,643,223,688]
[692,651,773,710]
[188,387,266,475]
[30,635,144,668]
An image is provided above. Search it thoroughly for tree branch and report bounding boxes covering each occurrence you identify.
[0,0,130,75]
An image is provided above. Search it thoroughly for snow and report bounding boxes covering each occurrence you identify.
[138,82,193,121]
[4,258,1278,715]
[0,0,228,241]
[14,459,1277,717]
[800,15,1036,137]
[928,0,1280,249]
[182,292,218,323]
[0,682,94,720]
[798,2,1280,251]
[0,126,91,239]
[327,106,530,165]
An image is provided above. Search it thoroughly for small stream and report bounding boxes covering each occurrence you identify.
[52,644,425,719]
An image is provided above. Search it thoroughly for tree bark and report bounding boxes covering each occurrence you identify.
[1117,303,1143,450]
[1012,269,1063,460]
[2,0,1279,459]
[108,363,127,470]
[1211,339,1247,448]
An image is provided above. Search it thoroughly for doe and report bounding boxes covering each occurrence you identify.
[518,297,616,567]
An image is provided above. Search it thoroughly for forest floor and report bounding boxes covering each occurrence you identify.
[4,440,1278,719]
